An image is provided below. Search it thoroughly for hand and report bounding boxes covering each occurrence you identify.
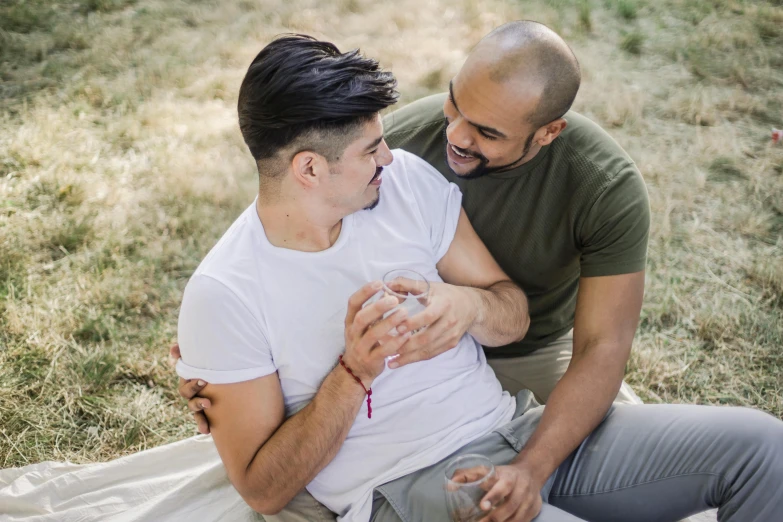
[388,282,478,369]
[170,343,211,435]
[342,281,412,385]
[477,464,543,522]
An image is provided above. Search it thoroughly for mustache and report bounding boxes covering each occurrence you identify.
[450,143,488,163]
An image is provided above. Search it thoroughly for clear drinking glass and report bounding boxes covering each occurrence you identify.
[444,454,497,522]
[380,269,430,331]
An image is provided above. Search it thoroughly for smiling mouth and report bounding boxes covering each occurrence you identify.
[369,167,383,184]
[450,144,477,160]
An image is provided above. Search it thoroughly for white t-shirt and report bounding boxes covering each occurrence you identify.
[176,149,516,522]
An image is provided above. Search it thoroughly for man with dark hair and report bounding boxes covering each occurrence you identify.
[173,31,783,522]
[176,33,533,521]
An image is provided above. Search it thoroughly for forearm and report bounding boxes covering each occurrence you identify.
[511,341,626,483]
[468,280,529,347]
[242,366,364,513]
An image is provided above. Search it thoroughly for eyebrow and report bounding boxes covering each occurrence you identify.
[448,81,508,139]
[364,135,384,152]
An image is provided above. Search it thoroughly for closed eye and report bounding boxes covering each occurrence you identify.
[478,129,498,141]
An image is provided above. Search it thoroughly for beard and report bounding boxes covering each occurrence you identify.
[363,165,383,210]
[364,190,381,210]
[442,125,535,180]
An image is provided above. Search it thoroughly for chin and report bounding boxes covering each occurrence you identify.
[364,192,381,211]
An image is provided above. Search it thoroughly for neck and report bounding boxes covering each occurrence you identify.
[497,140,544,173]
[255,196,343,252]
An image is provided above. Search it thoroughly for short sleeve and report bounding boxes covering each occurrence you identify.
[397,150,463,262]
[579,164,650,277]
[176,274,276,384]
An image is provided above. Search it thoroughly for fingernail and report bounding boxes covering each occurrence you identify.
[397,325,407,333]
[388,361,399,369]
[482,501,491,510]
[372,281,382,289]
[197,380,206,387]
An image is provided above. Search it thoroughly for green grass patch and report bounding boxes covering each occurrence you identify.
[616,0,638,20]
[578,0,593,32]
[620,30,644,54]
[48,218,93,258]
[708,157,745,182]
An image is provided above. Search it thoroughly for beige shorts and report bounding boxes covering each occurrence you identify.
[264,331,641,522]
[486,330,641,405]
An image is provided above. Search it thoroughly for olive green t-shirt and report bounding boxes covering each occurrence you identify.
[383,93,650,357]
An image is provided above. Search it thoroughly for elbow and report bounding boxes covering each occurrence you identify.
[235,477,290,516]
[246,494,287,516]
[511,314,530,344]
[504,315,530,345]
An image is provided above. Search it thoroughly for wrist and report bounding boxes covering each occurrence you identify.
[512,448,558,486]
[462,287,484,329]
[339,353,376,386]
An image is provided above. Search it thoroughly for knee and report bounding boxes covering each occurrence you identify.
[726,407,783,460]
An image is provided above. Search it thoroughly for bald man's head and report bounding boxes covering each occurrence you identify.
[469,21,581,128]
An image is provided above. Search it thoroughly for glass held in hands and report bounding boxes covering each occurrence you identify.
[444,454,498,522]
[364,269,430,364]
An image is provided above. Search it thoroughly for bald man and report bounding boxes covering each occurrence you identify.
[173,22,783,522]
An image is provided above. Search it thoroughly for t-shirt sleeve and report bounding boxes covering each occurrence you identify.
[176,274,276,384]
[398,150,463,262]
[579,164,650,277]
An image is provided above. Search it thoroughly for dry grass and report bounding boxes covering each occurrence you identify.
[1,0,781,468]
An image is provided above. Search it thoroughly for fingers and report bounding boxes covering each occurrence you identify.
[361,308,409,350]
[397,298,447,335]
[345,281,383,327]
[483,493,539,522]
[385,276,429,296]
[388,317,456,368]
[478,477,539,522]
[479,477,513,516]
[451,466,492,484]
[195,411,211,435]
[376,331,412,359]
[511,496,541,522]
[178,377,207,400]
[351,296,402,341]
[168,343,181,366]
[187,396,211,413]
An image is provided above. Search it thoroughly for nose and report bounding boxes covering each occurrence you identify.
[377,139,394,167]
[446,115,473,150]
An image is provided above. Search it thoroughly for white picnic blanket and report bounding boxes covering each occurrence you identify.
[0,435,261,521]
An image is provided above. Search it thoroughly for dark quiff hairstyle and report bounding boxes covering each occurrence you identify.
[237,34,399,175]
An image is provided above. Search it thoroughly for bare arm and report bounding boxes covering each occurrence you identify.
[477,271,645,521]
[392,209,529,367]
[512,272,645,482]
[202,367,363,514]
[200,283,412,514]
[437,208,530,346]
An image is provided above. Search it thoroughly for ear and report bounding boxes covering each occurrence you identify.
[290,150,329,189]
[534,118,568,147]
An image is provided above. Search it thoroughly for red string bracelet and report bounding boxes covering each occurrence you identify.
[338,355,372,419]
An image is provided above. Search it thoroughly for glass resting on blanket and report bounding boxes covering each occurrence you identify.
[444,454,497,522]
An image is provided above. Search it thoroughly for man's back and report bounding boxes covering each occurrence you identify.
[177,149,515,521]
[384,93,650,356]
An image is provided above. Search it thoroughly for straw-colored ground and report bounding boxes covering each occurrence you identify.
[1,0,781,468]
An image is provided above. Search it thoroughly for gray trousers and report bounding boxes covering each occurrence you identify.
[371,401,783,522]
[265,333,782,521]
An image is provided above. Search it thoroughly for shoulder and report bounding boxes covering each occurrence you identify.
[386,148,452,190]
[187,203,265,303]
[559,110,639,179]
[383,93,447,141]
